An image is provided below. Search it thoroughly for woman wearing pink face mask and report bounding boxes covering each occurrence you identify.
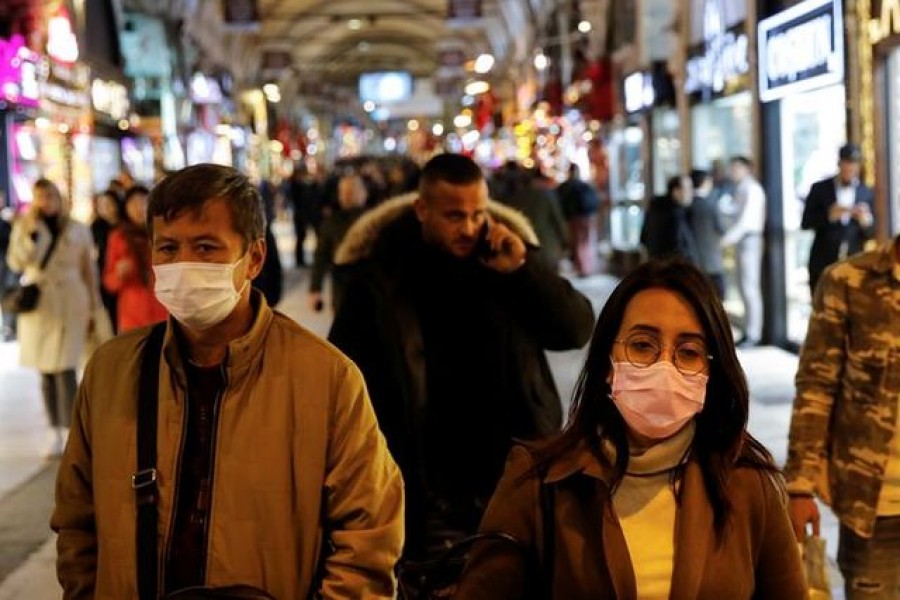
[455,259,807,599]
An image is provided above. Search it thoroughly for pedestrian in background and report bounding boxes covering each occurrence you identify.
[640,175,698,263]
[7,179,100,457]
[801,143,875,296]
[90,189,121,333]
[102,185,166,332]
[0,202,15,341]
[309,172,368,313]
[688,169,726,298]
[721,156,766,348]
[457,259,806,599]
[557,164,601,277]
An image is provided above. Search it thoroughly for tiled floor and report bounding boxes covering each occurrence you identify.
[0,254,845,598]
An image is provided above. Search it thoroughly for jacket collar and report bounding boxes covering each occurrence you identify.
[333,192,540,266]
[162,289,274,390]
[852,238,897,276]
[546,438,714,600]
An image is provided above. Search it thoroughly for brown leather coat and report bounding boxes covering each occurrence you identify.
[455,444,807,599]
[51,294,404,599]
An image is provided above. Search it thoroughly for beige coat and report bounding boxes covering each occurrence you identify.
[7,217,98,371]
[51,295,405,599]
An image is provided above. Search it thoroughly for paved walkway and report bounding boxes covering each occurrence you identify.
[0,225,843,598]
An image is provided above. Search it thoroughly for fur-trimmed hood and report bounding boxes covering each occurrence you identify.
[334,192,540,266]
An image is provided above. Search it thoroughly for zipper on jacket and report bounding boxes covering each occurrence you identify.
[160,386,190,592]
[199,363,227,584]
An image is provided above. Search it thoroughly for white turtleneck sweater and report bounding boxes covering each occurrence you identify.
[611,422,695,600]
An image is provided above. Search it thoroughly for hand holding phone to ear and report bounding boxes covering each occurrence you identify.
[477,218,526,273]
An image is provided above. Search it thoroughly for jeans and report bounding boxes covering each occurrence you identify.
[838,517,900,599]
[40,370,77,428]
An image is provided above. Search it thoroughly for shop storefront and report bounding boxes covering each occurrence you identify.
[684,0,753,325]
[871,0,900,238]
[759,0,847,344]
[607,66,677,272]
[0,33,41,211]
[89,75,130,192]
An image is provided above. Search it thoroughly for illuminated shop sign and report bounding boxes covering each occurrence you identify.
[47,12,79,64]
[39,58,90,110]
[0,34,40,107]
[624,71,654,113]
[759,0,843,103]
[872,0,900,44]
[92,79,130,120]
[685,27,749,95]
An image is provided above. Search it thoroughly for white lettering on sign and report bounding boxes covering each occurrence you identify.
[767,15,832,82]
[685,31,749,94]
[47,15,79,63]
[873,0,900,43]
[92,79,130,120]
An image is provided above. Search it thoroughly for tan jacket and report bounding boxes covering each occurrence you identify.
[456,444,806,599]
[51,294,404,599]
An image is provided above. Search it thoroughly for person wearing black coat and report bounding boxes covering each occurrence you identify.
[327,154,595,561]
[640,176,699,264]
[801,143,875,295]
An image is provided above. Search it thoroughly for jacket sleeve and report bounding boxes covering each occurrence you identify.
[6,219,40,272]
[50,362,97,600]
[499,257,595,351]
[783,265,847,495]
[455,446,539,599]
[752,472,808,599]
[319,361,404,599]
[721,184,765,247]
[800,182,830,231]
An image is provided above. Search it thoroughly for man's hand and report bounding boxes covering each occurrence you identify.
[479,221,526,273]
[788,495,820,541]
[852,203,873,227]
[828,204,850,222]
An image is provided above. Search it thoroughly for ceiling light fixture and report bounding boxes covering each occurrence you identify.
[474,53,494,74]
[348,18,362,30]
[578,20,592,33]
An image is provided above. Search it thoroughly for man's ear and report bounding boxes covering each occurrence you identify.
[247,238,267,279]
[413,196,427,223]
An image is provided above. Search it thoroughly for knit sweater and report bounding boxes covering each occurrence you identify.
[612,423,695,599]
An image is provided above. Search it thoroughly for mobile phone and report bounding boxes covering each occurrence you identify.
[474,221,497,259]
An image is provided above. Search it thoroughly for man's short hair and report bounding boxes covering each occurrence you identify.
[418,153,484,200]
[730,156,753,169]
[147,163,265,249]
[690,169,710,189]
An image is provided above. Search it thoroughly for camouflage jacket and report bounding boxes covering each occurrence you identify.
[784,240,900,538]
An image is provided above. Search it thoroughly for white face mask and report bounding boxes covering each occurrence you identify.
[153,256,249,331]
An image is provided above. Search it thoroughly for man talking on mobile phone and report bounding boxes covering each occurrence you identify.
[328,153,595,561]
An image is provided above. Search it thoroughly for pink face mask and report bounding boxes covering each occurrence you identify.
[610,361,708,439]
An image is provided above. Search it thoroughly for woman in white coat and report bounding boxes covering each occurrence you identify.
[7,179,99,456]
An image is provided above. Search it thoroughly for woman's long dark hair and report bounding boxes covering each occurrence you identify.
[533,259,777,538]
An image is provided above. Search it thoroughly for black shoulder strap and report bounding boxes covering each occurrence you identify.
[38,228,61,271]
[135,322,166,600]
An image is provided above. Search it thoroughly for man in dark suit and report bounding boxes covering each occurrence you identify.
[801,143,875,296]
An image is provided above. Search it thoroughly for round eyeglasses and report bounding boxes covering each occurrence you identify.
[614,332,712,376]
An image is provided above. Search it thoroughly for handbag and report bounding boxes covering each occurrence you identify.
[397,482,556,600]
[136,324,275,600]
[1,229,61,314]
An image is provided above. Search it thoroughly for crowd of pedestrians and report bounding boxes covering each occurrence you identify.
[1,145,898,599]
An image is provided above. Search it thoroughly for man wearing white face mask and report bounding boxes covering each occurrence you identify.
[51,164,404,600]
